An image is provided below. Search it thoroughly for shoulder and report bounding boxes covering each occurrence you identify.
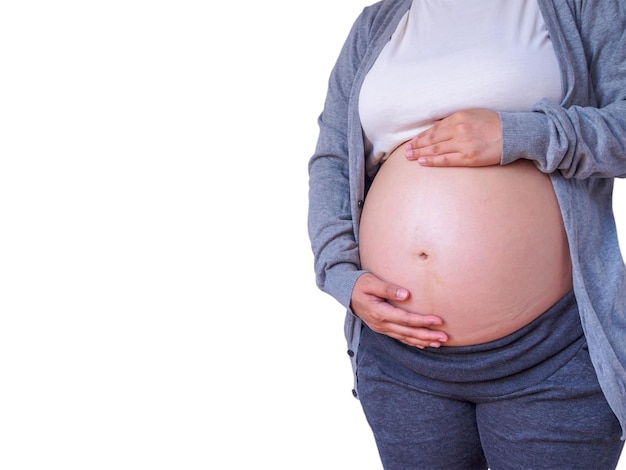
[351,0,411,40]
[548,0,626,29]
[546,0,626,52]
[549,0,626,105]
[335,0,410,68]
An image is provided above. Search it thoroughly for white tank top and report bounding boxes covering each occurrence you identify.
[359,0,562,174]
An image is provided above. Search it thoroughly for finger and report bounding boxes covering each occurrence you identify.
[381,320,449,348]
[417,152,465,166]
[405,131,455,161]
[359,293,446,337]
[406,140,457,161]
[362,303,449,347]
[374,300,444,327]
[404,120,446,150]
[418,148,499,167]
[416,118,454,143]
[358,272,410,302]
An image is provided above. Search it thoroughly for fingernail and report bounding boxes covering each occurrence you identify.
[395,288,409,300]
[429,342,440,348]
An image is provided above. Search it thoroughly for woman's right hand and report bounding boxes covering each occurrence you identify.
[351,273,449,348]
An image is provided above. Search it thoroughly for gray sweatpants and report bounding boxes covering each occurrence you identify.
[357,291,624,470]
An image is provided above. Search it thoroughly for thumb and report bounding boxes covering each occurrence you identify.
[358,272,410,301]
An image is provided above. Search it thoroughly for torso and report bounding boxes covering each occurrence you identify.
[357,0,570,345]
[358,144,573,345]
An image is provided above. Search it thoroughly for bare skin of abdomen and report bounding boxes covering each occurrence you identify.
[358,143,573,346]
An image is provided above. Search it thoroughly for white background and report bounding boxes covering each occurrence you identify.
[1,1,624,468]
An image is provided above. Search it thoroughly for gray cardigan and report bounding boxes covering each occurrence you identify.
[308,0,626,436]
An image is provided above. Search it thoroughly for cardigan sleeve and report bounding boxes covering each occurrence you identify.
[307,7,374,307]
[499,0,626,179]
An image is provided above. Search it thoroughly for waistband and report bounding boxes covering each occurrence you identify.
[360,290,585,399]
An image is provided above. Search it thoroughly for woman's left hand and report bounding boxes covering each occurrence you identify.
[405,109,502,167]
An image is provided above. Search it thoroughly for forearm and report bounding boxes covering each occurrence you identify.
[499,100,626,179]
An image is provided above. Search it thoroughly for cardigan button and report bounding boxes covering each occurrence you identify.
[352,389,358,398]
[357,199,364,209]
[347,349,355,357]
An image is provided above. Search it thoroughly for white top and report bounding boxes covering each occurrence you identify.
[359,0,562,174]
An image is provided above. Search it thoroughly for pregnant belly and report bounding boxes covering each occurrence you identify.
[358,144,573,346]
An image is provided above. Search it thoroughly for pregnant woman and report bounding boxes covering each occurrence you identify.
[307,1,626,468]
